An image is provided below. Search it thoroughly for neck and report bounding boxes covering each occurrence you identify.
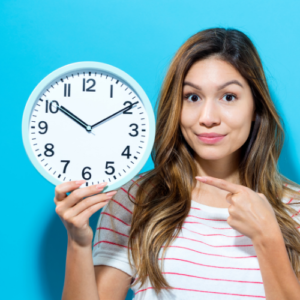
[192,150,241,206]
[195,155,240,184]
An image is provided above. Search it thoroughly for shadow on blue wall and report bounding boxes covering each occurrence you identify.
[39,207,134,300]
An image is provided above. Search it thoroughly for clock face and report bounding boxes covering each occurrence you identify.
[22,62,155,191]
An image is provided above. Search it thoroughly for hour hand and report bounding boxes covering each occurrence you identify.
[51,102,92,133]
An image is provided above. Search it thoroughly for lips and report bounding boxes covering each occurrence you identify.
[197,133,226,137]
[197,134,226,144]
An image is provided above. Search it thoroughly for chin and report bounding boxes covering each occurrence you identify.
[194,151,226,161]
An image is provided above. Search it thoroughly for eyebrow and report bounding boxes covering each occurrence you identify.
[183,80,244,91]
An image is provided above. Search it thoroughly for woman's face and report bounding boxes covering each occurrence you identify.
[180,56,256,163]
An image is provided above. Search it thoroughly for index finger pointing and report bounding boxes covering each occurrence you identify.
[195,176,241,194]
[55,180,86,201]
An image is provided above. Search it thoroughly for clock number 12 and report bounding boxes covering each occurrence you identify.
[83,79,96,92]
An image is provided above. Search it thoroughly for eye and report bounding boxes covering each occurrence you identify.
[222,93,237,102]
[184,94,200,102]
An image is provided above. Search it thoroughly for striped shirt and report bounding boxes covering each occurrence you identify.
[92,177,300,299]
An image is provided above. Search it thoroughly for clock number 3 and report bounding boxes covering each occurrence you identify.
[129,123,139,137]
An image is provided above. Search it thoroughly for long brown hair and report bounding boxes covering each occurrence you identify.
[127,27,300,293]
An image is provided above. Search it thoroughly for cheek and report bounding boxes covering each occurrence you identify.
[180,105,199,128]
[223,107,253,142]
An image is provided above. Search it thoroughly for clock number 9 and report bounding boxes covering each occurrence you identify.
[82,167,92,180]
[38,121,48,134]
[129,123,139,137]
[105,161,115,175]
[44,143,54,157]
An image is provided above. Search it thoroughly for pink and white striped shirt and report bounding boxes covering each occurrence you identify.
[92,177,300,299]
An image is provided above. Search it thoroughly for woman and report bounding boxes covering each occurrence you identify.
[55,28,300,299]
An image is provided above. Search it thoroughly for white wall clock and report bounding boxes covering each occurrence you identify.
[22,62,155,192]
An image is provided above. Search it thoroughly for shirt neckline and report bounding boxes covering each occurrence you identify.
[191,199,230,216]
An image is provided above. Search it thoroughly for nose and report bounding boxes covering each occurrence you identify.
[198,99,221,128]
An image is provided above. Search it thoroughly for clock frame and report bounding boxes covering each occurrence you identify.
[22,62,155,192]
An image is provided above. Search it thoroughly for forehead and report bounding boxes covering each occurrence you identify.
[184,57,246,86]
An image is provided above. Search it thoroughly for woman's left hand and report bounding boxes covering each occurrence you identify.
[195,176,280,242]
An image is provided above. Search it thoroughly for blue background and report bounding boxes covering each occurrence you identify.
[2,0,300,299]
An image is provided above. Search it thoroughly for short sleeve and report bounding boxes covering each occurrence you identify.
[92,177,139,278]
[282,184,300,226]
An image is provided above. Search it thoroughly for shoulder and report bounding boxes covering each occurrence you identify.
[101,173,147,221]
[281,183,300,204]
[281,183,300,222]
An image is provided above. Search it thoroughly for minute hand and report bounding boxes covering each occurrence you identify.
[91,101,139,129]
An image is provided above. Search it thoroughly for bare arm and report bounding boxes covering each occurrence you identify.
[53,179,130,300]
[62,239,99,300]
[62,238,131,300]
[95,265,133,300]
[253,227,300,300]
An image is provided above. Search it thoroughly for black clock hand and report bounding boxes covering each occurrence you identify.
[60,106,91,130]
[51,102,92,132]
[91,101,139,129]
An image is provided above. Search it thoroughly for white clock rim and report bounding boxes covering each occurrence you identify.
[22,61,156,192]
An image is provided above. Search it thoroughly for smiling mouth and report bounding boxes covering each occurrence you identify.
[197,135,226,144]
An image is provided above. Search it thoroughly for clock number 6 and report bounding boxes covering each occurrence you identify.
[129,123,139,137]
[82,167,92,180]
[105,161,115,175]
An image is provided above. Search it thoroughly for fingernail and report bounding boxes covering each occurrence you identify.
[96,182,107,190]
[196,176,206,181]
[76,180,86,185]
[106,191,117,198]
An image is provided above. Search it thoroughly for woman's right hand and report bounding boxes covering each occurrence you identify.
[54,180,117,248]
